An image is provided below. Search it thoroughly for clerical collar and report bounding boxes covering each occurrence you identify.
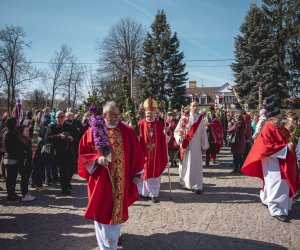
[146,118,155,122]
[106,123,118,128]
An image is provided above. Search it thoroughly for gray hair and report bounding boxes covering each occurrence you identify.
[103,101,119,113]
[65,111,74,117]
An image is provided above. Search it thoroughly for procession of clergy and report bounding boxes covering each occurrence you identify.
[78,97,299,250]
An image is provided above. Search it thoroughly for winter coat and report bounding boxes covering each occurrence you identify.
[228,120,246,154]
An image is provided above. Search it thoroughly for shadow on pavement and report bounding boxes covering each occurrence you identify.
[0,177,88,209]
[0,212,97,250]
[159,181,261,204]
[121,231,287,250]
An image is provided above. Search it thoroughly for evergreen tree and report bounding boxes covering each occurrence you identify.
[262,0,300,99]
[140,10,187,108]
[231,4,287,110]
[262,0,287,88]
[285,0,300,98]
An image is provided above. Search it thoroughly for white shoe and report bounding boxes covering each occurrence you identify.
[36,186,47,192]
[22,194,36,201]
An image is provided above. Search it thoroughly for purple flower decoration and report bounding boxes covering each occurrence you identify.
[90,108,111,157]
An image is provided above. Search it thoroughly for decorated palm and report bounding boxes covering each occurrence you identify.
[121,75,139,136]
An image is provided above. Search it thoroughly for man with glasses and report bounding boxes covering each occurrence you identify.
[45,111,75,195]
[78,101,144,249]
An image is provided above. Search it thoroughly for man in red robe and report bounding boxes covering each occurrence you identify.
[138,97,169,203]
[78,101,144,249]
[241,109,299,222]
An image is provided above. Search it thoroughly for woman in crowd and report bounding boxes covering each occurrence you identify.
[0,112,10,180]
[31,110,47,192]
[3,117,19,202]
[16,125,35,201]
[228,113,246,174]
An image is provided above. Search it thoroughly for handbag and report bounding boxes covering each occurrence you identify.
[41,143,53,154]
[229,130,240,145]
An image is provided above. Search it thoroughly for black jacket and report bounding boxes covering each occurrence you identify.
[3,130,19,161]
[45,122,75,156]
[17,138,33,168]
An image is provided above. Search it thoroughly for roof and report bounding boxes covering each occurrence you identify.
[186,86,220,99]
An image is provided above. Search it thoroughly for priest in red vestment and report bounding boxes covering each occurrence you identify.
[78,101,144,249]
[138,97,169,203]
[241,109,299,223]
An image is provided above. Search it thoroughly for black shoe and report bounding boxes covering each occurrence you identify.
[231,169,239,174]
[151,197,159,203]
[273,215,289,222]
[45,181,53,186]
[67,183,72,190]
[118,235,123,247]
[139,195,151,200]
[62,189,72,196]
[194,189,203,194]
[7,195,21,203]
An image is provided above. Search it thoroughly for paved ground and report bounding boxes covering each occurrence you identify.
[0,147,299,250]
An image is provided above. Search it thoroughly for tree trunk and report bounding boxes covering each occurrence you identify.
[7,85,10,113]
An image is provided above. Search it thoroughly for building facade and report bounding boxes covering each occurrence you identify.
[186,80,236,107]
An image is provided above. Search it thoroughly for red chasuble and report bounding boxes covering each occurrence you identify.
[241,121,299,197]
[208,118,223,153]
[78,122,144,225]
[138,119,168,179]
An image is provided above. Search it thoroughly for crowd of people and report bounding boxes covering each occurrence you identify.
[0,106,84,202]
[0,98,299,249]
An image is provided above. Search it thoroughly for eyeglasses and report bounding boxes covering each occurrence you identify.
[106,113,119,117]
[56,116,64,119]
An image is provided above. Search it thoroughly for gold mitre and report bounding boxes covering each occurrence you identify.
[143,97,158,112]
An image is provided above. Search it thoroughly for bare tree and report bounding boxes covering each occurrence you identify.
[0,25,40,112]
[95,17,145,103]
[64,59,84,108]
[48,43,73,108]
[23,89,50,111]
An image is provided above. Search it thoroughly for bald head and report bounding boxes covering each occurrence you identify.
[56,111,65,125]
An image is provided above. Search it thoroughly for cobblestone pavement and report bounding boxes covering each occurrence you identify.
[0,147,299,250]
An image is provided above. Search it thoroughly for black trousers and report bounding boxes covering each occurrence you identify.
[242,141,252,165]
[56,154,74,191]
[5,163,19,197]
[32,155,44,187]
[19,161,33,196]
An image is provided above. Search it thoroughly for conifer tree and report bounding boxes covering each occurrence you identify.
[285,0,300,97]
[140,10,187,108]
[231,4,287,110]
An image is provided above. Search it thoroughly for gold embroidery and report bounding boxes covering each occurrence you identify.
[107,128,125,224]
[145,122,157,176]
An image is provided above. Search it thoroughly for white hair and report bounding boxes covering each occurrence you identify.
[65,111,74,117]
[103,101,118,113]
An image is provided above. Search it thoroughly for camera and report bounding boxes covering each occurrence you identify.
[62,132,71,141]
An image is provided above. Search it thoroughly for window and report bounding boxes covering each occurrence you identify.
[200,97,207,105]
